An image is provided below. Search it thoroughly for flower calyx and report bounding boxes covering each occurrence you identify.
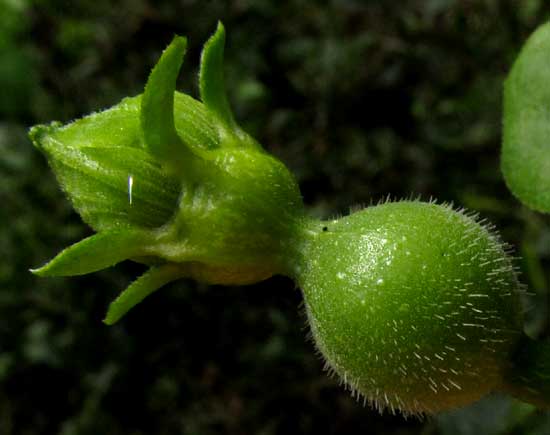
[30,22,305,324]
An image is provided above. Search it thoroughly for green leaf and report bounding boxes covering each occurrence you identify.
[141,36,201,171]
[199,22,236,129]
[31,229,152,277]
[503,22,550,213]
[104,264,184,325]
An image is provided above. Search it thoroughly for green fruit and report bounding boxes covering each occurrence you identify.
[295,201,523,415]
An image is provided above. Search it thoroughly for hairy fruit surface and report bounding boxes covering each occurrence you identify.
[296,201,523,414]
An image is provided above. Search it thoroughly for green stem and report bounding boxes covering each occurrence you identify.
[286,217,337,281]
[502,334,550,409]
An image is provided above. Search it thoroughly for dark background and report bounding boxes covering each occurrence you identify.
[2,0,550,434]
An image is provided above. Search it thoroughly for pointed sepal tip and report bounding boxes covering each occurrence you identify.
[141,34,194,171]
[103,264,184,325]
[30,230,151,277]
[199,21,237,130]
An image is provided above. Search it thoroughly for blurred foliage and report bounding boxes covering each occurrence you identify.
[1,0,550,433]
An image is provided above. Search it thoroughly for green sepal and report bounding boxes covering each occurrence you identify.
[104,264,184,325]
[141,36,202,171]
[198,22,261,149]
[31,123,180,230]
[31,229,152,277]
[503,22,550,213]
[172,92,220,151]
[200,22,236,130]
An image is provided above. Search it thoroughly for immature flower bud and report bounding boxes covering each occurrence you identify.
[30,24,305,323]
[29,100,182,230]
